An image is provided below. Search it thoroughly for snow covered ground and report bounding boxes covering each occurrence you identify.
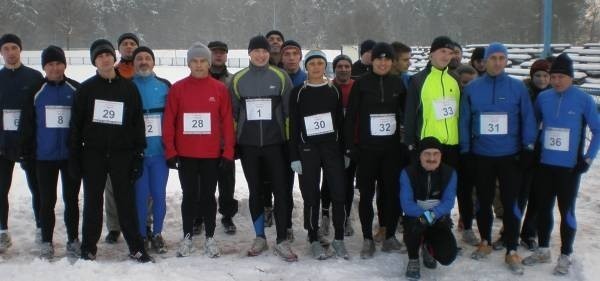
[0,65,599,280]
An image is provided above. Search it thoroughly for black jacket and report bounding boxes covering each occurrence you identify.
[351,60,370,80]
[289,82,344,161]
[69,72,146,156]
[0,65,43,160]
[344,71,406,150]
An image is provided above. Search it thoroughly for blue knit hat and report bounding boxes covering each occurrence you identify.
[304,50,327,68]
[484,42,508,60]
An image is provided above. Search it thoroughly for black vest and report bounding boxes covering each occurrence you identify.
[405,163,453,201]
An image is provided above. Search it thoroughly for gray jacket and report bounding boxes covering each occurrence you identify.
[230,63,292,146]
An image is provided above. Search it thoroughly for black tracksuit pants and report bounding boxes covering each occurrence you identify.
[357,145,403,240]
[473,154,521,252]
[518,165,538,241]
[37,160,81,243]
[195,156,238,223]
[403,216,457,265]
[534,164,580,255]
[0,156,41,230]
[263,144,295,230]
[240,144,289,243]
[180,157,219,238]
[321,159,355,220]
[298,142,346,241]
[80,149,143,255]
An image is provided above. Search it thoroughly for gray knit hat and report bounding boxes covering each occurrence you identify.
[187,42,211,65]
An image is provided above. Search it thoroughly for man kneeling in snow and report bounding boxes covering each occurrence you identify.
[399,137,458,280]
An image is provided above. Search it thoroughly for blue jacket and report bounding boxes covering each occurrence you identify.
[535,86,600,168]
[401,72,411,89]
[132,74,171,157]
[289,69,307,88]
[460,72,537,156]
[399,164,457,219]
[33,79,79,160]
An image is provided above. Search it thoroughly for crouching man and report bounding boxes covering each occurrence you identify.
[400,137,458,280]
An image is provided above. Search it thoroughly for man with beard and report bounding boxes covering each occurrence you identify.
[131,46,171,254]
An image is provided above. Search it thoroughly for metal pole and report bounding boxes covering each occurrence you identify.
[542,0,553,58]
[272,0,276,29]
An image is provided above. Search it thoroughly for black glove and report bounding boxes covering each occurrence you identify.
[234,145,241,160]
[408,144,419,165]
[519,149,535,170]
[130,152,144,181]
[166,156,180,169]
[18,156,34,171]
[219,157,235,171]
[573,157,591,174]
[345,148,359,163]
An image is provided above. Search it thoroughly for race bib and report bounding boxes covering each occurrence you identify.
[144,114,162,137]
[45,106,70,128]
[183,113,211,134]
[304,112,334,136]
[2,109,20,131]
[92,99,124,125]
[480,113,507,135]
[246,99,272,121]
[433,98,457,120]
[544,127,570,152]
[370,113,396,136]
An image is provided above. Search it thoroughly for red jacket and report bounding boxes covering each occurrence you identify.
[163,75,235,160]
[335,78,355,109]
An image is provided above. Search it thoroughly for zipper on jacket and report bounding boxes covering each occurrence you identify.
[556,92,563,119]
[440,69,449,144]
[492,77,496,105]
[379,76,385,104]
[426,172,432,200]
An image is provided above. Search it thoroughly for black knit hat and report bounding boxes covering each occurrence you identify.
[90,39,116,66]
[332,54,352,69]
[430,36,454,53]
[207,41,228,52]
[248,35,270,53]
[281,40,301,53]
[265,30,284,41]
[133,46,155,62]
[371,42,395,60]
[550,53,574,78]
[41,45,66,67]
[359,39,376,55]
[117,33,139,47]
[418,136,443,154]
[0,33,22,50]
[471,47,485,61]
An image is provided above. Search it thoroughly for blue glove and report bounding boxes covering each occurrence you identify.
[290,160,302,175]
[422,210,436,225]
